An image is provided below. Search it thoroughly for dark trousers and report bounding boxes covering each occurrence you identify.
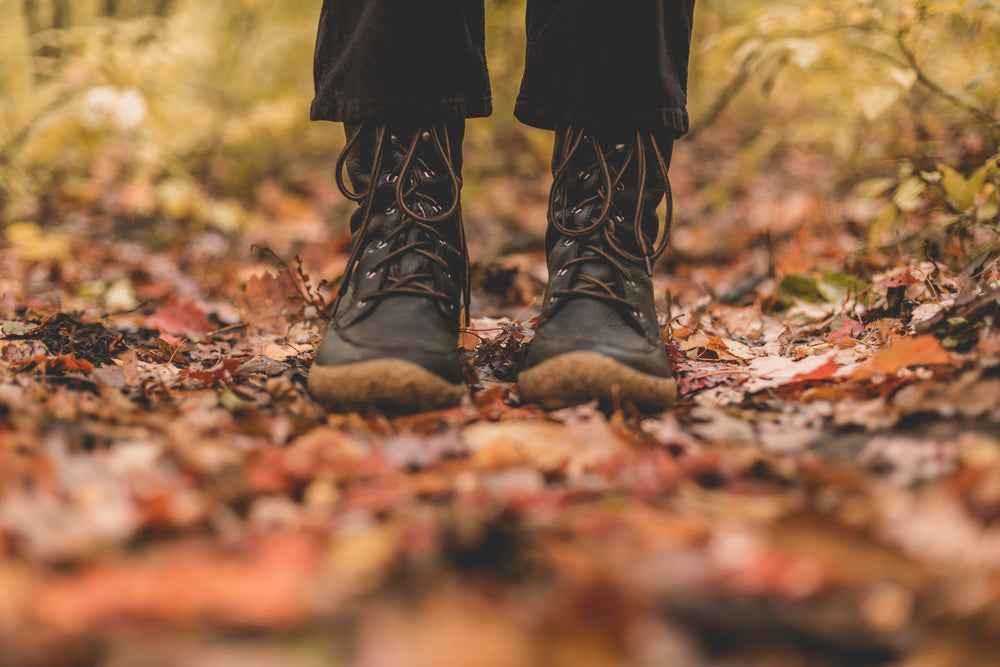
[311,0,696,137]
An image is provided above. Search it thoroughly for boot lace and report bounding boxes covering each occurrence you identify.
[334,123,470,323]
[547,126,672,311]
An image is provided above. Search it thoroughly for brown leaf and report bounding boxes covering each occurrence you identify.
[239,271,300,329]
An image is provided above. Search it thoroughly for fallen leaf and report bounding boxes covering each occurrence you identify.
[147,296,215,339]
[851,335,953,380]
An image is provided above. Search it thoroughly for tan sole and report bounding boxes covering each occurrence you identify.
[518,351,678,410]
[308,358,466,411]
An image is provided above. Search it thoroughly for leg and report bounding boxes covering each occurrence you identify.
[515,0,695,134]
[516,0,696,410]
[311,0,492,122]
[308,1,489,411]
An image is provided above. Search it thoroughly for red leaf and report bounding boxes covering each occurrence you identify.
[828,319,863,342]
[147,295,214,338]
[179,357,240,387]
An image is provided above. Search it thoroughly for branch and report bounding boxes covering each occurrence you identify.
[895,30,998,131]
[0,91,74,166]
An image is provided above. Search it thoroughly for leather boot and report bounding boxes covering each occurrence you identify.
[309,121,469,410]
[518,126,678,409]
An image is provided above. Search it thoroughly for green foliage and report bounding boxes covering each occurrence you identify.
[0,0,326,223]
[691,0,1000,149]
[778,271,869,308]
[691,0,1000,268]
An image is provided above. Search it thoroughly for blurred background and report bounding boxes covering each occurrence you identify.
[1,0,998,295]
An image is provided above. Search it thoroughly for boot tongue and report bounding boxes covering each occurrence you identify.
[395,225,436,276]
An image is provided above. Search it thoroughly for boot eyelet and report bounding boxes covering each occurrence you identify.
[570,206,582,215]
[615,183,625,192]
[557,268,568,276]
[421,131,431,142]
[632,310,643,319]
[615,143,626,152]
[366,270,376,279]
[385,205,397,215]
[614,215,624,223]
[578,171,591,181]
[376,240,388,249]
[422,170,433,179]
[562,239,575,247]
[627,279,637,288]
[549,296,558,304]
[386,173,398,184]
[390,135,399,144]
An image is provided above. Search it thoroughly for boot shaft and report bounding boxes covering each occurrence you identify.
[332,120,469,327]
[548,126,673,263]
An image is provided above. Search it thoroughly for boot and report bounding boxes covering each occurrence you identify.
[518,126,678,409]
[308,121,469,410]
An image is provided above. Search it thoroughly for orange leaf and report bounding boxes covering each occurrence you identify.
[851,335,952,380]
[52,354,94,373]
[791,358,841,383]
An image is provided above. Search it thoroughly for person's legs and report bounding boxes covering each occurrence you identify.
[516,0,696,409]
[515,0,694,134]
[309,1,488,411]
[311,0,492,122]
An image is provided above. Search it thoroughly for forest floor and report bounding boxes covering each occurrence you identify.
[1,128,999,667]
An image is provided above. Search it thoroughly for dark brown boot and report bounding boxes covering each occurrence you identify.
[309,122,469,411]
[518,126,677,410]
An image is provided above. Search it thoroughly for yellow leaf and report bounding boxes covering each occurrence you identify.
[3,222,71,262]
[856,178,897,201]
[937,162,970,209]
[893,176,925,212]
[889,68,917,91]
[858,86,901,121]
[938,159,998,211]
[869,203,900,246]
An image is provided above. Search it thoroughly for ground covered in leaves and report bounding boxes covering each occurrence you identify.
[2,137,1000,667]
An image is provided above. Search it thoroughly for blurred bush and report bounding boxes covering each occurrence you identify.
[688,0,999,268]
[1,0,997,261]
[1,0,328,225]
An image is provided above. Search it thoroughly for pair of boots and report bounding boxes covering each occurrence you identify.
[308,121,678,411]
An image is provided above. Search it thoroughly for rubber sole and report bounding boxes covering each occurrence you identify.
[308,358,466,411]
[518,351,678,410]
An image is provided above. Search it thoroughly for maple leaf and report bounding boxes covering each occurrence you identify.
[238,270,301,329]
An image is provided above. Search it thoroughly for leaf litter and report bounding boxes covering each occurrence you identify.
[1,163,1000,667]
